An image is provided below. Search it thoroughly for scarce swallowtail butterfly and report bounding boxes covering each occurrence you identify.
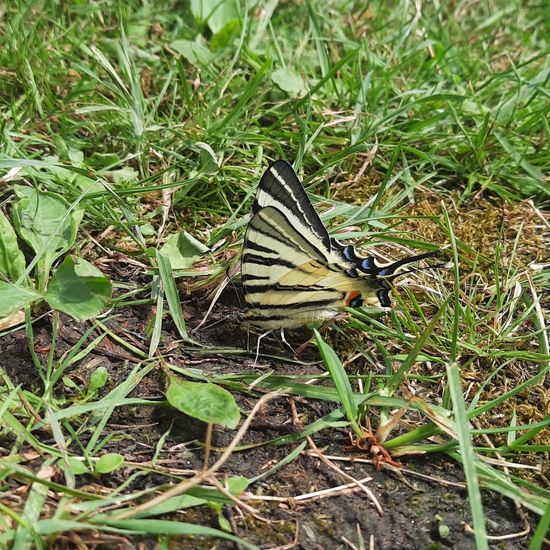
[242,160,440,330]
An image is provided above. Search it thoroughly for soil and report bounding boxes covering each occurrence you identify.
[0,292,537,550]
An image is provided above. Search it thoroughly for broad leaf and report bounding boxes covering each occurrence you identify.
[190,0,238,34]
[159,231,209,270]
[166,378,240,428]
[11,186,84,289]
[209,475,249,532]
[226,476,249,494]
[210,19,241,50]
[95,453,124,474]
[192,142,221,175]
[271,68,307,97]
[45,256,112,321]
[170,39,213,66]
[0,210,26,282]
[0,281,42,318]
[88,367,108,393]
[66,457,89,475]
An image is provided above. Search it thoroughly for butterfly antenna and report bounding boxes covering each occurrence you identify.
[379,259,452,282]
[362,249,449,307]
[380,250,441,274]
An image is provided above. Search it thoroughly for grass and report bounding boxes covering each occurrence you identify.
[0,1,549,548]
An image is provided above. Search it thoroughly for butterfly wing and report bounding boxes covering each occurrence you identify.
[252,160,335,254]
[243,161,370,328]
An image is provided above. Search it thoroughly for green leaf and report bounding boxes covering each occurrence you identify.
[438,522,450,539]
[95,453,124,474]
[130,494,207,518]
[216,511,232,532]
[271,68,307,97]
[0,210,26,282]
[106,166,139,184]
[0,518,257,549]
[11,186,84,289]
[166,378,240,428]
[66,457,89,476]
[94,519,257,549]
[202,475,249,532]
[186,482,250,504]
[190,0,238,34]
[45,256,112,321]
[139,223,156,237]
[85,152,121,168]
[88,367,108,393]
[170,39,213,66]
[192,142,221,175]
[210,19,241,50]
[226,476,249,494]
[159,231,209,270]
[0,281,42,318]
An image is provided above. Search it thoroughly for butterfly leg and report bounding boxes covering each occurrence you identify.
[254,330,273,364]
[295,320,332,355]
[294,334,314,355]
[279,328,296,356]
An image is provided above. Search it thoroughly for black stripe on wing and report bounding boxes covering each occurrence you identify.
[244,283,329,295]
[245,240,277,255]
[243,313,289,323]
[241,273,270,283]
[254,160,331,251]
[241,253,297,269]
[247,206,329,263]
[246,296,344,311]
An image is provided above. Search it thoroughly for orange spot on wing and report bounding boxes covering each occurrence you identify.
[345,290,361,306]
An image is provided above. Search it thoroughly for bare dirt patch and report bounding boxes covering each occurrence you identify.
[0,303,537,549]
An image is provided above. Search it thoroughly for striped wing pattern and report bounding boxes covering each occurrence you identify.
[242,161,378,329]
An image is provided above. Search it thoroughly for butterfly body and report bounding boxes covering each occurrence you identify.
[242,160,438,330]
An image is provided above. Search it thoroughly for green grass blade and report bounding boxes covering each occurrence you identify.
[156,250,195,345]
[314,329,361,437]
[387,299,448,394]
[446,363,488,549]
[529,504,550,550]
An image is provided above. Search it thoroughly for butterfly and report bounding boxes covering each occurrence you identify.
[242,160,440,330]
